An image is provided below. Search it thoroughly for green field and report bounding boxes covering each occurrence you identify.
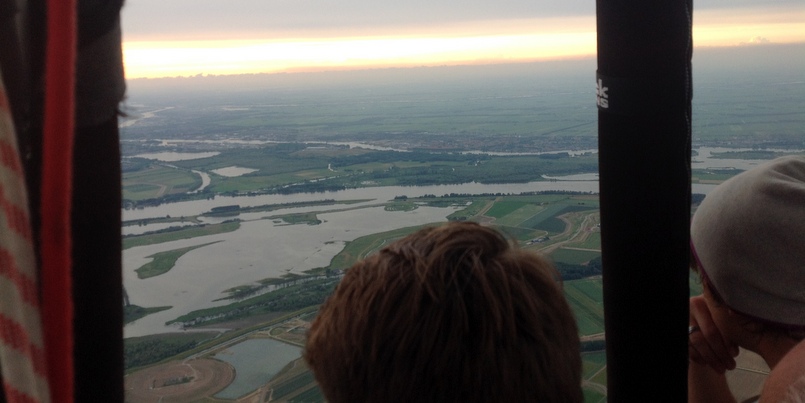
[123,164,201,200]
[166,282,333,327]
[494,225,541,242]
[123,305,172,325]
[270,371,317,401]
[326,224,437,271]
[269,212,322,225]
[485,201,529,218]
[493,204,546,227]
[691,168,744,183]
[288,385,325,402]
[122,142,599,207]
[123,221,240,249]
[564,278,605,336]
[446,199,490,221]
[551,248,602,265]
[135,242,220,279]
[572,231,601,250]
[583,388,607,403]
[582,351,607,378]
[124,332,218,370]
[581,350,608,403]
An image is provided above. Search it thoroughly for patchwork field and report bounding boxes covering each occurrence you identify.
[124,192,609,402]
[565,278,605,336]
[123,164,202,200]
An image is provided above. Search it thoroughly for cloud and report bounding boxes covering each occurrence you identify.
[121,0,595,41]
[739,36,771,45]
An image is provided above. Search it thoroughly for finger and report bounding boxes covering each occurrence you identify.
[688,342,706,365]
[697,322,735,371]
[689,330,727,373]
[689,297,735,371]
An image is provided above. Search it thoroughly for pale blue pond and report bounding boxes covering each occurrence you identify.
[213,338,301,399]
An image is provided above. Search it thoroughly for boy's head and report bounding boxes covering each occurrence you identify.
[691,155,805,328]
[305,221,581,403]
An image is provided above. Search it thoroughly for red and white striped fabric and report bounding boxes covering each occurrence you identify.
[0,76,51,403]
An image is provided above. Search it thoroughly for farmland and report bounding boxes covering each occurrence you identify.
[124,191,608,401]
[121,49,805,401]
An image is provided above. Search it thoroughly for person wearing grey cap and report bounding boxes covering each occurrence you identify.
[687,155,805,402]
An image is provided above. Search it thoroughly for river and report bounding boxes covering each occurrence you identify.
[124,204,462,337]
[124,146,791,337]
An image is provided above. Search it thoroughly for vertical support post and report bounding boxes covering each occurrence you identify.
[596,0,692,400]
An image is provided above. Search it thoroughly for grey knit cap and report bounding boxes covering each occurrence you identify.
[691,155,805,327]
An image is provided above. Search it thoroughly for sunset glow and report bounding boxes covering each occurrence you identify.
[693,7,805,47]
[123,32,596,78]
[122,7,805,79]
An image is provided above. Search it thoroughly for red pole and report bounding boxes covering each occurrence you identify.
[40,0,77,400]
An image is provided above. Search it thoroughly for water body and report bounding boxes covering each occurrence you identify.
[122,221,195,236]
[213,338,301,399]
[123,179,718,223]
[133,151,220,161]
[190,170,211,193]
[123,180,602,221]
[124,146,782,336]
[542,173,599,181]
[122,180,717,337]
[692,147,805,170]
[124,205,460,337]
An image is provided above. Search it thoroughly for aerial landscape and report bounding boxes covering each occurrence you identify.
[120,43,804,402]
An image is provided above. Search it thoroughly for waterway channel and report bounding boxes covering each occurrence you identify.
[124,147,795,337]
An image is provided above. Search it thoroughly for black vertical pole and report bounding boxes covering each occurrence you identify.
[596,0,692,401]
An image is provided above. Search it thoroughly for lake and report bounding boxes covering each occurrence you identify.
[124,204,462,337]
[212,338,301,400]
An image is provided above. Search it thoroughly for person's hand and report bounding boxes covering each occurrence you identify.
[688,295,739,374]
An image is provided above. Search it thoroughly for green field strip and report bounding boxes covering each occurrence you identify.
[590,366,608,387]
[550,248,601,265]
[485,201,528,218]
[328,224,435,270]
[520,203,600,232]
[123,165,202,200]
[583,388,607,403]
[289,385,325,402]
[494,204,545,227]
[495,225,539,242]
[568,278,604,302]
[564,280,605,336]
[124,166,199,184]
[124,183,161,193]
[166,282,333,326]
[209,170,335,193]
[568,196,600,208]
[135,242,220,279]
[570,311,605,336]
[504,194,574,204]
[519,204,569,232]
[447,200,487,220]
[511,205,549,227]
[581,351,607,379]
[571,231,602,250]
[123,305,172,325]
[123,221,240,249]
[271,370,317,401]
[122,184,163,201]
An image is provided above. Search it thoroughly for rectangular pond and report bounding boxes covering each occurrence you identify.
[213,338,301,399]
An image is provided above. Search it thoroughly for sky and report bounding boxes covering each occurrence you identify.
[121,0,805,79]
